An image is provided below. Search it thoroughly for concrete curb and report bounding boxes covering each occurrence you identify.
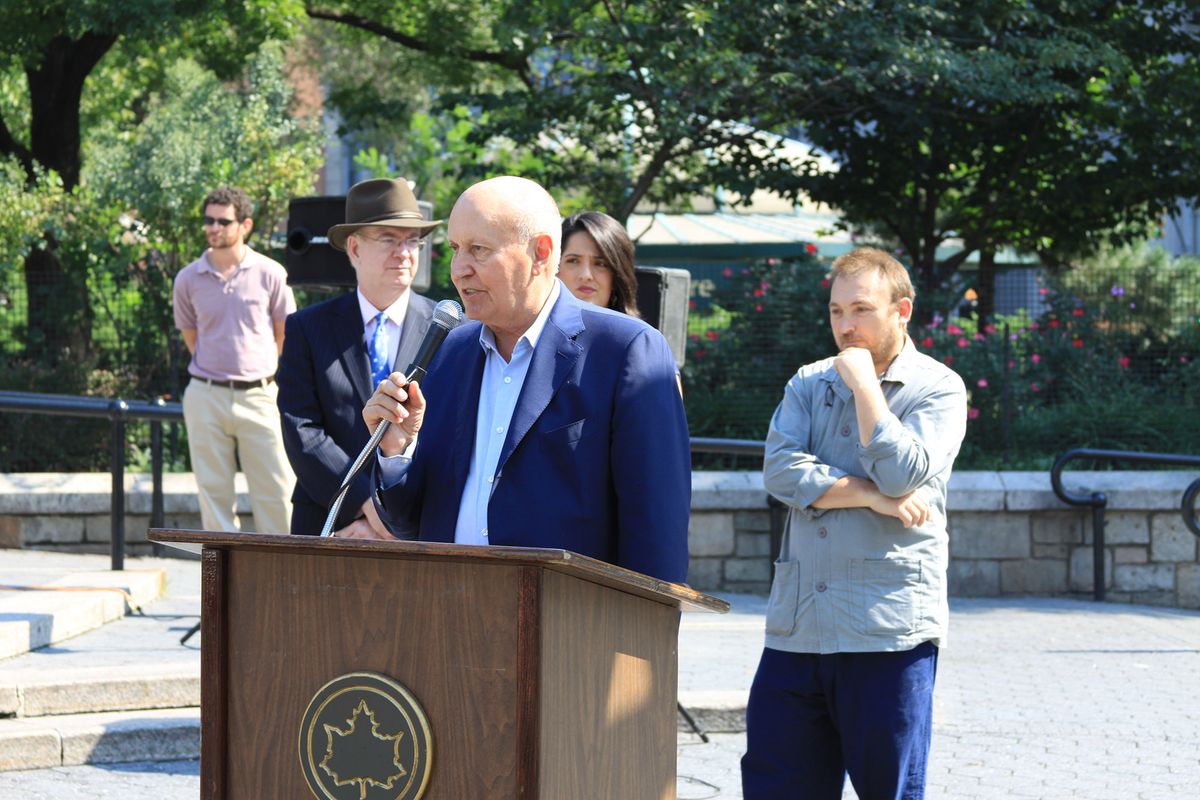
[0,569,166,660]
[0,708,199,771]
[0,664,199,718]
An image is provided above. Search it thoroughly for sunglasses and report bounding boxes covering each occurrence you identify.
[202,216,238,227]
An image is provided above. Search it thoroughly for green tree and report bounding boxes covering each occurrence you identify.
[774,0,1200,320]
[0,0,301,361]
[305,0,835,222]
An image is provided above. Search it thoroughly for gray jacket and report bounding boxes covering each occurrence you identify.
[762,339,967,654]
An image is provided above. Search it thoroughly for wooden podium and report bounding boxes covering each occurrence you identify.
[150,530,729,800]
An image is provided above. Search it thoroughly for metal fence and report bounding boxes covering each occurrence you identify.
[2,248,1199,471]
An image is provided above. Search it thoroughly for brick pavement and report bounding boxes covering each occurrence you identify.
[3,552,1199,799]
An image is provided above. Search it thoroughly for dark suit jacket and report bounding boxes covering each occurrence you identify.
[373,286,691,583]
[278,290,436,534]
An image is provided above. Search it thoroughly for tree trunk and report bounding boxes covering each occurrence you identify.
[976,247,997,322]
[22,238,92,364]
[18,32,114,363]
[24,32,116,189]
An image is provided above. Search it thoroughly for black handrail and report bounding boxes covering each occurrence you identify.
[0,391,183,571]
[1051,447,1200,602]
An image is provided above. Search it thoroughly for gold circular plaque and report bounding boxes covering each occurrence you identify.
[299,672,433,800]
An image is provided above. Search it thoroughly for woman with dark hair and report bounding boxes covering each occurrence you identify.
[560,211,640,317]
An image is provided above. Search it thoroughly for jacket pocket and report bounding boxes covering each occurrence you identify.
[851,557,923,636]
[765,560,801,636]
[542,418,587,446]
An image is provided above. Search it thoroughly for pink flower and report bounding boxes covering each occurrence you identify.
[820,278,831,288]
[1039,287,1049,295]
[689,333,701,343]
[694,349,707,359]
[755,304,763,312]
[974,333,985,341]
[946,324,964,335]
[1072,339,1083,348]
[1031,354,1041,364]
[753,288,764,297]
[943,356,954,366]
[805,243,819,255]
[1007,360,1016,369]
[688,299,697,310]
[977,378,988,388]
[722,267,733,277]
[1030,382,1041,392]
[1049,319,1060,329]
[1118,356,1130,369]
[968,408,981,420]
[984,324,996,335]
[1072,308,1085,317]
[921,336,934,349]
[957,338,969,348]
[705,330,719,341]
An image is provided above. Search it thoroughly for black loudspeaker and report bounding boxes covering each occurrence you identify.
[635,265,690,368]
[284,195,433,293]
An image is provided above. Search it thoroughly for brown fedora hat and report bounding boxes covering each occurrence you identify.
[327,178,442,251]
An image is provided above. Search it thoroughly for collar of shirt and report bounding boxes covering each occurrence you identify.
[823,335,917,404]
[477,278,562,360]
[356,287,411,334]
[879,334,918,385]
[198,246,252,278]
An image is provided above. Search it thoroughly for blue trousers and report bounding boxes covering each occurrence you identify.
[740,643,938,800]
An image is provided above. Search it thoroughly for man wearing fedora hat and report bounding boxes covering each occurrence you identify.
[277,177,438,536]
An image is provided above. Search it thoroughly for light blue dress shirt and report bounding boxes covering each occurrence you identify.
[454,281,560,545]
[378,281,561,546]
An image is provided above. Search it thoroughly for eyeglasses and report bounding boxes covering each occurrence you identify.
[356,233,426,252]
[202,216,238,227]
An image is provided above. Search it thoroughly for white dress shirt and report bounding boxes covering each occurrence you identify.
[357,287,411,377]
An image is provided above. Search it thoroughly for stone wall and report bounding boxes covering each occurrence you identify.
[2,471,1198,609]
[688,471,1200,609]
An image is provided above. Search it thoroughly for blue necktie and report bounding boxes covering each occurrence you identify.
[367,311,390,389]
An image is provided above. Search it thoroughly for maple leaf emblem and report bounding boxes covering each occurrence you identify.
[319,699,407,800]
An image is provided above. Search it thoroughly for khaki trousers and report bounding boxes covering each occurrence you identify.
[182,379,294,534]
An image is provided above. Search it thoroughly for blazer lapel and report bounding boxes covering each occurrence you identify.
[452,342,486,488]
[496,290,584,473]
[333,293,373,406]
[393,295,433,378]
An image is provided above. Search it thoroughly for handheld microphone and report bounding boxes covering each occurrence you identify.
[401,300,462,385]
[320,299,464,537]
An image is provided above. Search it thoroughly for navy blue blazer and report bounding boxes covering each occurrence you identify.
[373,286,691,584]
[277,290,435,535]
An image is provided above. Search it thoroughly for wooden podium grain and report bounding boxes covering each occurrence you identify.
[149,529,729,800]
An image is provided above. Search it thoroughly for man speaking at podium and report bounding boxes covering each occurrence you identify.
[354,176,690,584]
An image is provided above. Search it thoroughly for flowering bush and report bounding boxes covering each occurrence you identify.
[683,252,828,441]
[682,245,1200,469]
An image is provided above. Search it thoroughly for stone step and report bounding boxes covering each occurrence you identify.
[0,706,200,772]
[0,664,199,718]
[0,569,166,661]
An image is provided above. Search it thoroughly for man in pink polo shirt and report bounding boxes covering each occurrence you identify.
[173,187,296,534]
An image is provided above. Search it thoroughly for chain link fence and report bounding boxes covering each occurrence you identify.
[2,245,1198,472]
